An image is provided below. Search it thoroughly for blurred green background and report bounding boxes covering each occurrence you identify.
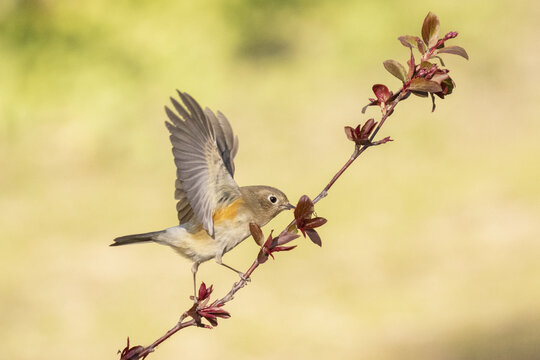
[1,0,540,359]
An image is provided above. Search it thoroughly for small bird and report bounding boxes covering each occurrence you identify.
[111,91,294,298]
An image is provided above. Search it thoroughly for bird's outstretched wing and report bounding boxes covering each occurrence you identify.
[165,91,240,236]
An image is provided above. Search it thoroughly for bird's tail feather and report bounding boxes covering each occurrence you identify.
[110,230,164,246]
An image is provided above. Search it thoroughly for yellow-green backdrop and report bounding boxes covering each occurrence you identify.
[1,1,539,359]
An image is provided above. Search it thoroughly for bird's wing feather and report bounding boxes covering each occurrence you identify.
[165,91,240,236]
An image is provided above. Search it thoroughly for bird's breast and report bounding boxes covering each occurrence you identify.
[213,198,253,252]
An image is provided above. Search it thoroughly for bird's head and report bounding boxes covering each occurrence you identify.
[240,185,294,227]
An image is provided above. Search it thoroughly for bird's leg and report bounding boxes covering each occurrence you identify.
[215,253,250,282]
[191,262,200,303]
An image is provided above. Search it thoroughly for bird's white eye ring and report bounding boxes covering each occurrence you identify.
[268,195,278,204]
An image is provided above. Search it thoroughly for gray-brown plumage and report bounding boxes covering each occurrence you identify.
[112,91,293,299]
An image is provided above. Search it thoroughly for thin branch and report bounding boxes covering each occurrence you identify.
[116,12,468,360]
[120,88,402,358]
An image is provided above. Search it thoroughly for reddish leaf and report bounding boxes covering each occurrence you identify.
[120,345,145,360]
[372,84,391,104]
[360,118,376,139]
[294,195,314,221]
[398,35,426,54]
[198,305,231,327]
[421,11,440,48]
[383,59,408,83]
[303,217,327,229]
[374,136,393,145]
[441,77,455,95]
[272,245,297,253]
[410,90,428,98]
[398,35,417,49]
[437,45,469,60]
[249,222,264,246]
[257,248,269,264]
[409,78,442,93]
[276,232,300,245]
[305,229,322,247]
[416,37,426,54]
[344,126,355,142]
[258,229,297,262]
[407,50,416,80]
[434,77,455,99]
[199,307,230,319]
[120,337,146,360]
[361,99,378,114]
[354,124,362,136]
[198,282,213,302]
[294,195,324,247]
[186,302,201,323]
[261,231,274,254]
[419,60,434,70]
[430,70,450,85]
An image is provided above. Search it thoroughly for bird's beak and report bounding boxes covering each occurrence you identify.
[283,203,295,210]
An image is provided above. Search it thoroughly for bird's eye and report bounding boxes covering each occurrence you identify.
[268,195,278,204]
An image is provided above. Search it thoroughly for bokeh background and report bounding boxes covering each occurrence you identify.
[2,0,539,359]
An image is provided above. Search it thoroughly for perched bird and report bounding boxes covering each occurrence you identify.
[111,91,294,298]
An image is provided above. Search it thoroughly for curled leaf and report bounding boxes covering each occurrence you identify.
[419,60,434,70]
[305,229,322,247]
[430,70,450,85]
[344,126,355,142]
[383,59,408,83]
[198,305,231,327]
[303,217,327,229]
[361,99,378,114]
[276,231,300,246]
[416,37,426,54]
[437,45,469,60]
[249,222,264,246]
[372,84,391,104]
[343,120,378,146]
[434,77,456,99]
[294,195,314,221]
[407,50,416,80]
[272,245,297,253]
[360,118,376,139]
[258,230,299,261]
[408,78,442,93]
[421,11,440,48]
[198,282,213,302]
[120,337,146,360]
[398,35,418,49]
[411,90,429,98]
[294,195,326,246]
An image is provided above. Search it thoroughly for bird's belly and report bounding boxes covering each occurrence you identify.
[214,220,252,253]
[157,213,252,263]
[157,226,219,263]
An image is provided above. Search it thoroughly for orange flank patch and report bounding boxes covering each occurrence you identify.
[213,198,244,224]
